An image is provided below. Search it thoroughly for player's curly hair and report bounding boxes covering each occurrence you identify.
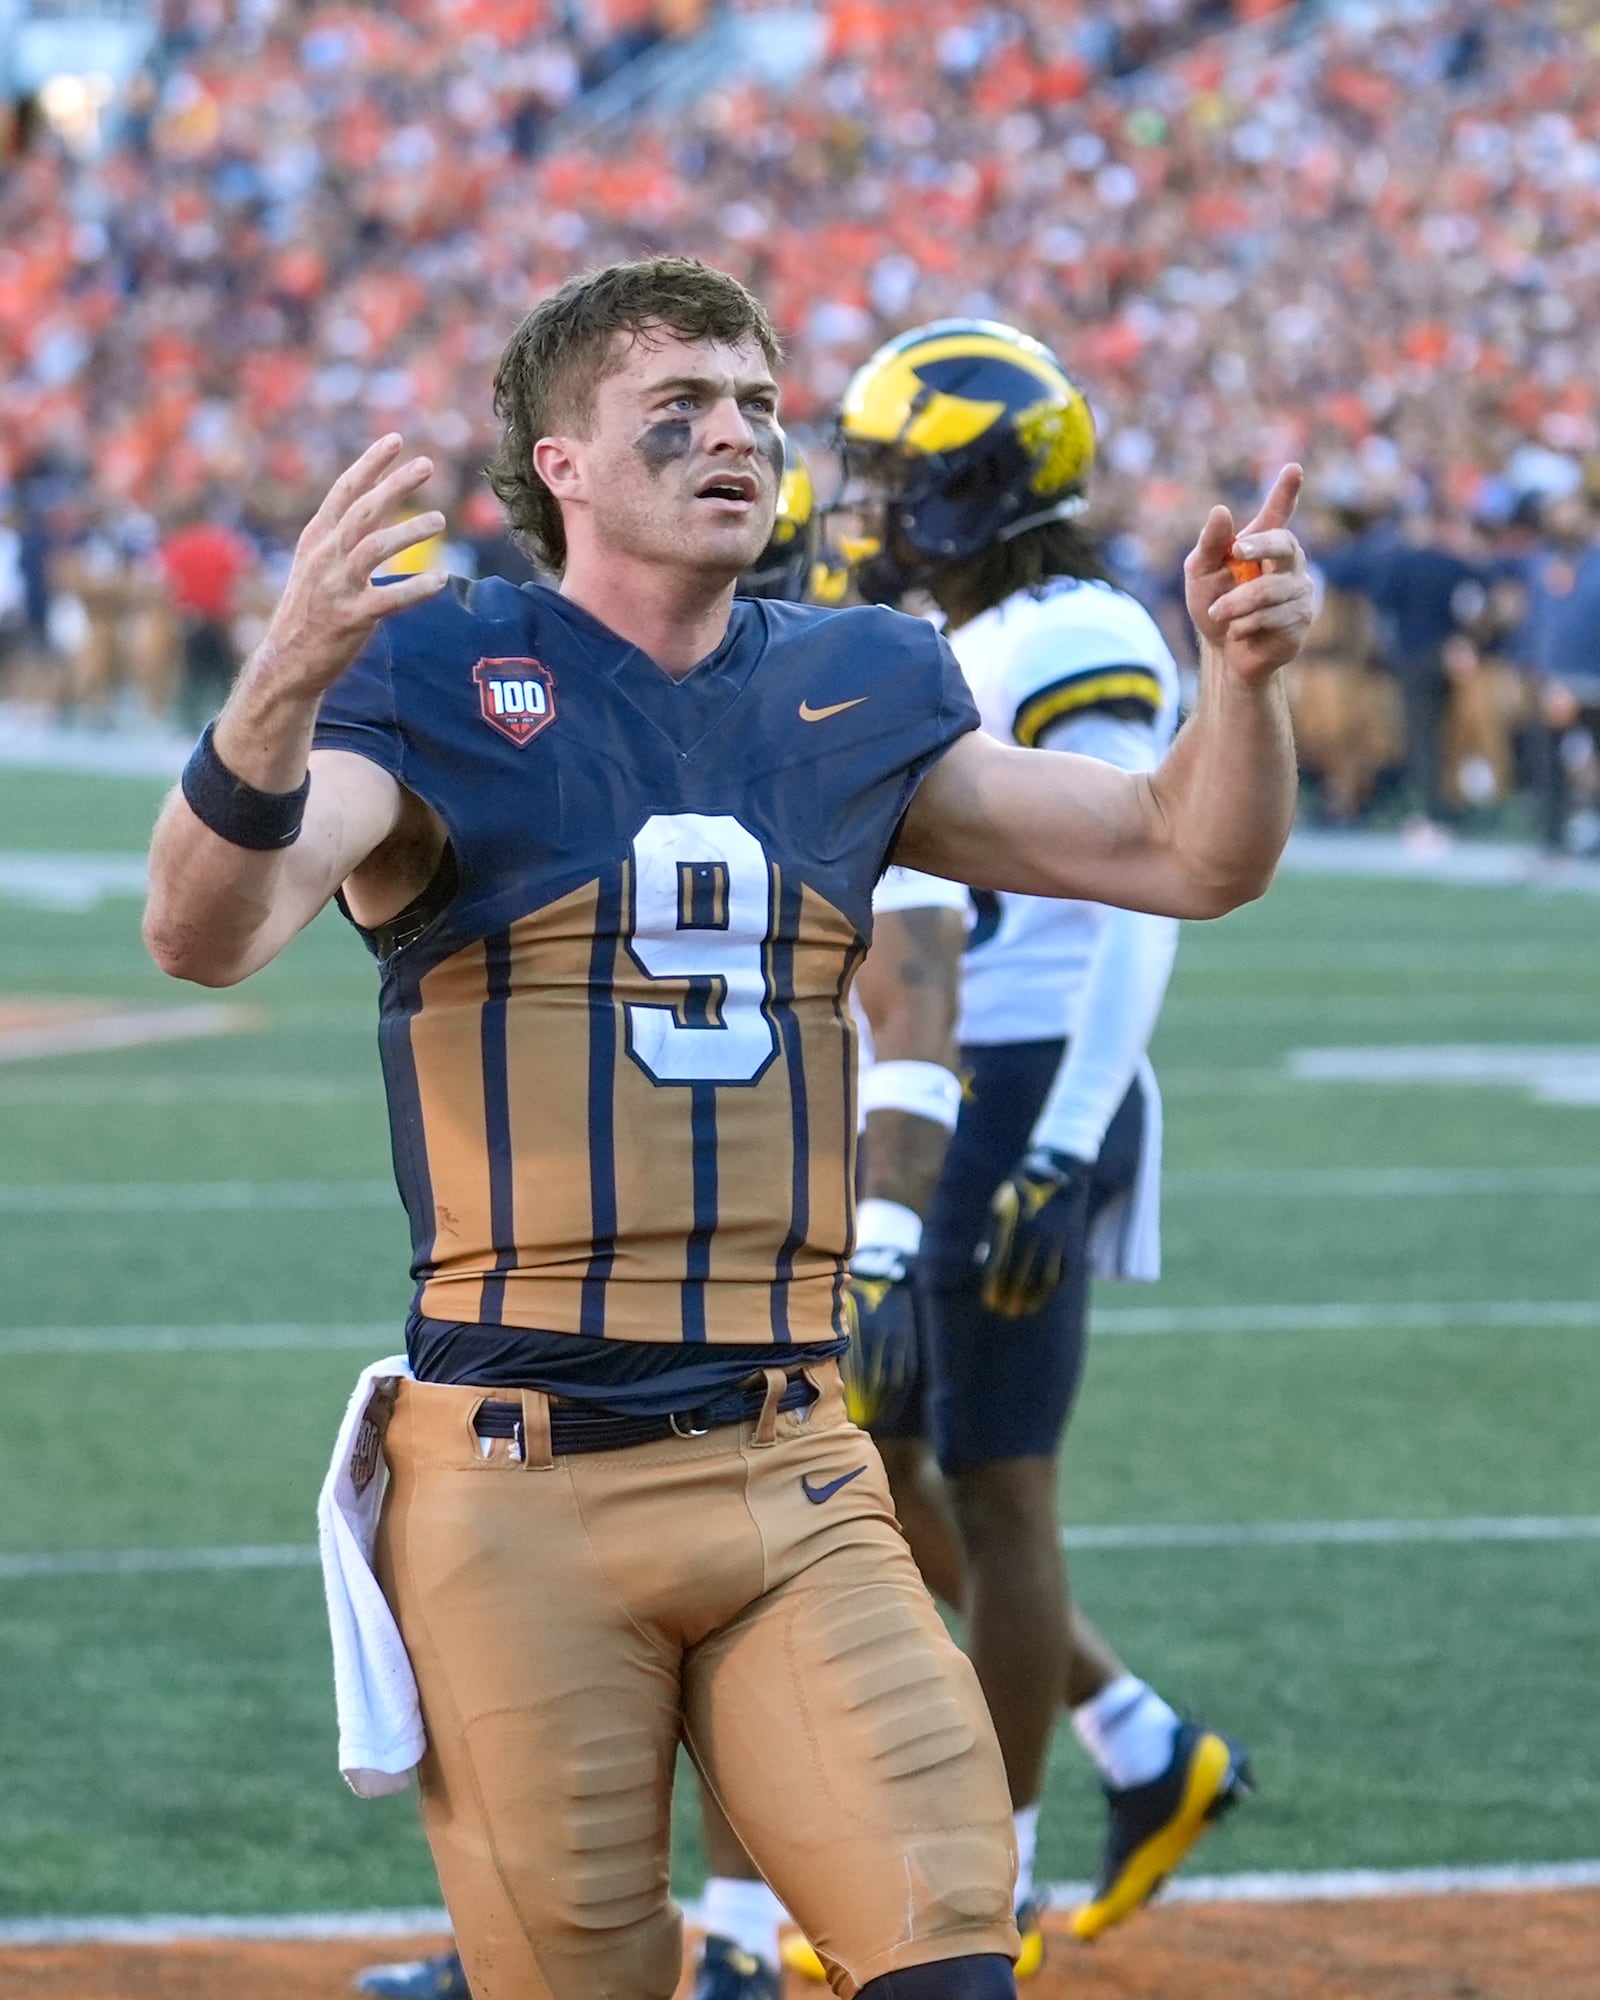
[937,515,1113,624]
[488,257,784,573]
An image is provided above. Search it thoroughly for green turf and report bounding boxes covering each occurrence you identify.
[0,770,1598,1917]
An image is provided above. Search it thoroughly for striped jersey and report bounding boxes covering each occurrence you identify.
[313,577,977,1349]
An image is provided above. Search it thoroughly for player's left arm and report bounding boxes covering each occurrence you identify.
[897,466,1310,918]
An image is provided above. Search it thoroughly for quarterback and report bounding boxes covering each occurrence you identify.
[143,257,1311,2000]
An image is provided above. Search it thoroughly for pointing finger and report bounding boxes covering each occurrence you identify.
[1239,464,1304,540]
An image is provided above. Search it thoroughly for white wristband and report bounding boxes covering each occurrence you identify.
[854,1198,924,1258]
[859,1059,963,1132]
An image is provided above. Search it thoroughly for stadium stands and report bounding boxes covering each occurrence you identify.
[2,0,1598,843]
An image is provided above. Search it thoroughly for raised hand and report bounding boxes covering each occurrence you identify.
[258,435,449,695]
[1183,464,1314,686]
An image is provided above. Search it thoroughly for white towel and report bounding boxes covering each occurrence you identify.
[1088,1058,1163,1284]
[316,1354,424,1797]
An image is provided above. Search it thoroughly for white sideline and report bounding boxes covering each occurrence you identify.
[1092,1297,1600,1336]
[1062,1516,1600,1551]
[0,1544,317,1580]
[8,1514,1600,1582]
[5,1298,1596,1358]
[7,1165,1600,1214]
[0,1322,395,1356]
[7,1862,1600,1947]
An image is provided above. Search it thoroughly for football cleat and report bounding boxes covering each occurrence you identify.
[779,1932,829,1983]
[351,1947,470,1998]
[1069,1723,1253,1941]
[692,1934,782,2000]
[1012,1897,1046,1980]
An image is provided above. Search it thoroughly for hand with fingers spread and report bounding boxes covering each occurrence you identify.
[1184,464,1314,686]
[257,434,449,696]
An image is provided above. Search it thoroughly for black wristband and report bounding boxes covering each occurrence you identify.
[180,722,310,851]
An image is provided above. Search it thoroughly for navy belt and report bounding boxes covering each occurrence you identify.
[472,1373,817,1456]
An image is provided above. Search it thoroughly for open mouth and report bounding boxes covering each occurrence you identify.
[696,474,757,507]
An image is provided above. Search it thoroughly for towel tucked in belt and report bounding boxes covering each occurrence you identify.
[316,1355,422,1798]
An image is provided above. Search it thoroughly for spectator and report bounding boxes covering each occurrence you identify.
[1290,502,1400,824]
[2,0,1598,847]
[159,504,256,725]
[1324,508,1490,840]
[1522,490,1600,852]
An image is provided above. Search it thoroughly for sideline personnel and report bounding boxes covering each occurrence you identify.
[143,258,1311,2000]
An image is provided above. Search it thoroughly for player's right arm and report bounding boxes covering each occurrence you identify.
[144,437,448,987]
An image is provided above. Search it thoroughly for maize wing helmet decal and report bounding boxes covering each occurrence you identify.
[1016,396,1092,497]
[838,321,1096,574]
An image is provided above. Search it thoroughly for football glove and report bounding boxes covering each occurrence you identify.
[842,1242,920,1430]
[980,1148,1093,1319]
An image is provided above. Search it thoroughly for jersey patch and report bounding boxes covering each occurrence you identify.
[1013,665,1163,747]
[474,657,556,746]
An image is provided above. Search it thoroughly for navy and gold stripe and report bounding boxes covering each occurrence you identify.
[1012,666,1162,747]
[582,870,622,1334]
[768,865,809,1344]
[478,928,517,1324]
[404,869,860,1346]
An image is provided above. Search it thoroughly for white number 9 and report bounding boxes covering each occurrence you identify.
[624,813,777,1085]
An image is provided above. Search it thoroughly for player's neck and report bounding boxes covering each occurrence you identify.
[559,551,736,680]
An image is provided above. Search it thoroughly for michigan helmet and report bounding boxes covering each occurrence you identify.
[737,448,818,602]
[836,319,1096,596]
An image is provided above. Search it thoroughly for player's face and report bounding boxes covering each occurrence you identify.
[579,331,784,578]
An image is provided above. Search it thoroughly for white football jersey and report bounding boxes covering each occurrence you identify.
[948,578,1181,1045]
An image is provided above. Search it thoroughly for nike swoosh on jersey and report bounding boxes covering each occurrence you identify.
[800,1466,867,1504]
[798,696,869,722]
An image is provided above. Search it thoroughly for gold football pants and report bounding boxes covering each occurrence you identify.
[376,1362,1018,2000]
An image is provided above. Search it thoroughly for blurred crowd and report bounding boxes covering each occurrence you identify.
[2,0,1600,847]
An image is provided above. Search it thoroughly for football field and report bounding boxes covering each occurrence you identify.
[1,765,1598,1935]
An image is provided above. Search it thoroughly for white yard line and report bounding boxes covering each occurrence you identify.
[7,1862,1600,1947]
[0,1076,374,1105]
[8,1515,1600,1583]
[0,1322,394,1356]
[6,1165,1600,1214]
[0,1180,398,1213]
[0,1005,258,1063]
[1091,1298,1600,1335]
[0,1545,317,1580]
[1163,1165,1600,1196]
[1063,1516,1600,1551]
[3,1300,1594,1359]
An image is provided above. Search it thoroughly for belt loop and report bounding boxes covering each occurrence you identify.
[517,1389,554,1470]
[751,1367,786,1449]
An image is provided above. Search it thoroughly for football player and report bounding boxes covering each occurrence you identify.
[825,320,1255,1958]
[145,259,1307,2000]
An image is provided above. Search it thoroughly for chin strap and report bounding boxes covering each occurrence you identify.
[996,492,1090,542]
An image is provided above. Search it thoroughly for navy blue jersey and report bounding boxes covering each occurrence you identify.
[314,578,976,1349]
